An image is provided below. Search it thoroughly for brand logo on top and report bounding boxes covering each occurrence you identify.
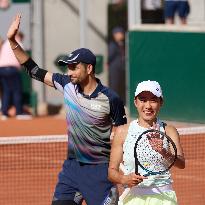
[91,103,101,111]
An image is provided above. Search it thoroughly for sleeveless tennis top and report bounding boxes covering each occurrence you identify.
[123,119,173,187]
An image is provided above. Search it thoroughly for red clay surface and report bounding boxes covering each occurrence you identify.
[171,134,205,205]
[0,116,67,205]
[0,116,67,137]
[0,116,204,205]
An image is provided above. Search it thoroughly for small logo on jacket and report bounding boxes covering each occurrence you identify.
[91,103,101,110]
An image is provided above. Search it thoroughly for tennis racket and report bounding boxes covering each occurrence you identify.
[134,129,177,177]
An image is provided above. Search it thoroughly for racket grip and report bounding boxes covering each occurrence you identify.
[134,157,139,175]
[135,165,139,175]
[135,172,141,176]
[135,165,141,176]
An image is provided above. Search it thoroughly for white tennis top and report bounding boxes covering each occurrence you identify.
[122,119,173,187]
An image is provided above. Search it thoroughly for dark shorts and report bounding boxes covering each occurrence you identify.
[164,1,190,18]
[52,158,118,205]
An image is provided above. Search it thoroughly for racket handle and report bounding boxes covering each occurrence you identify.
[134,156,139,175]
[135,172,141,176]
[135,165,141,176]
[135,165,139,175]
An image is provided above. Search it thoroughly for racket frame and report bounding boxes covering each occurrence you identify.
[134,129,177,176]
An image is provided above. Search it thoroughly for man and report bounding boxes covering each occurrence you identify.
[108,80,185,205]
[7,14,127,205]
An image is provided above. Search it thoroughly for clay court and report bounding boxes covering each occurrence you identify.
[0,116,204,205]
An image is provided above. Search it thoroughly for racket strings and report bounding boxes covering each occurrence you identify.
[136,132,176,173]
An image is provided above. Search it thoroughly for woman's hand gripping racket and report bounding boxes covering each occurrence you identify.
[134,129,177,177]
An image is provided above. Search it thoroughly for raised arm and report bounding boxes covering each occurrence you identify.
[7,14,54,87]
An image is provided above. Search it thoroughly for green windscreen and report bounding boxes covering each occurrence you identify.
[127,29,205,123]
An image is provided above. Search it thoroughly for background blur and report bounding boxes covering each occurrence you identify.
[1,0,205,122]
